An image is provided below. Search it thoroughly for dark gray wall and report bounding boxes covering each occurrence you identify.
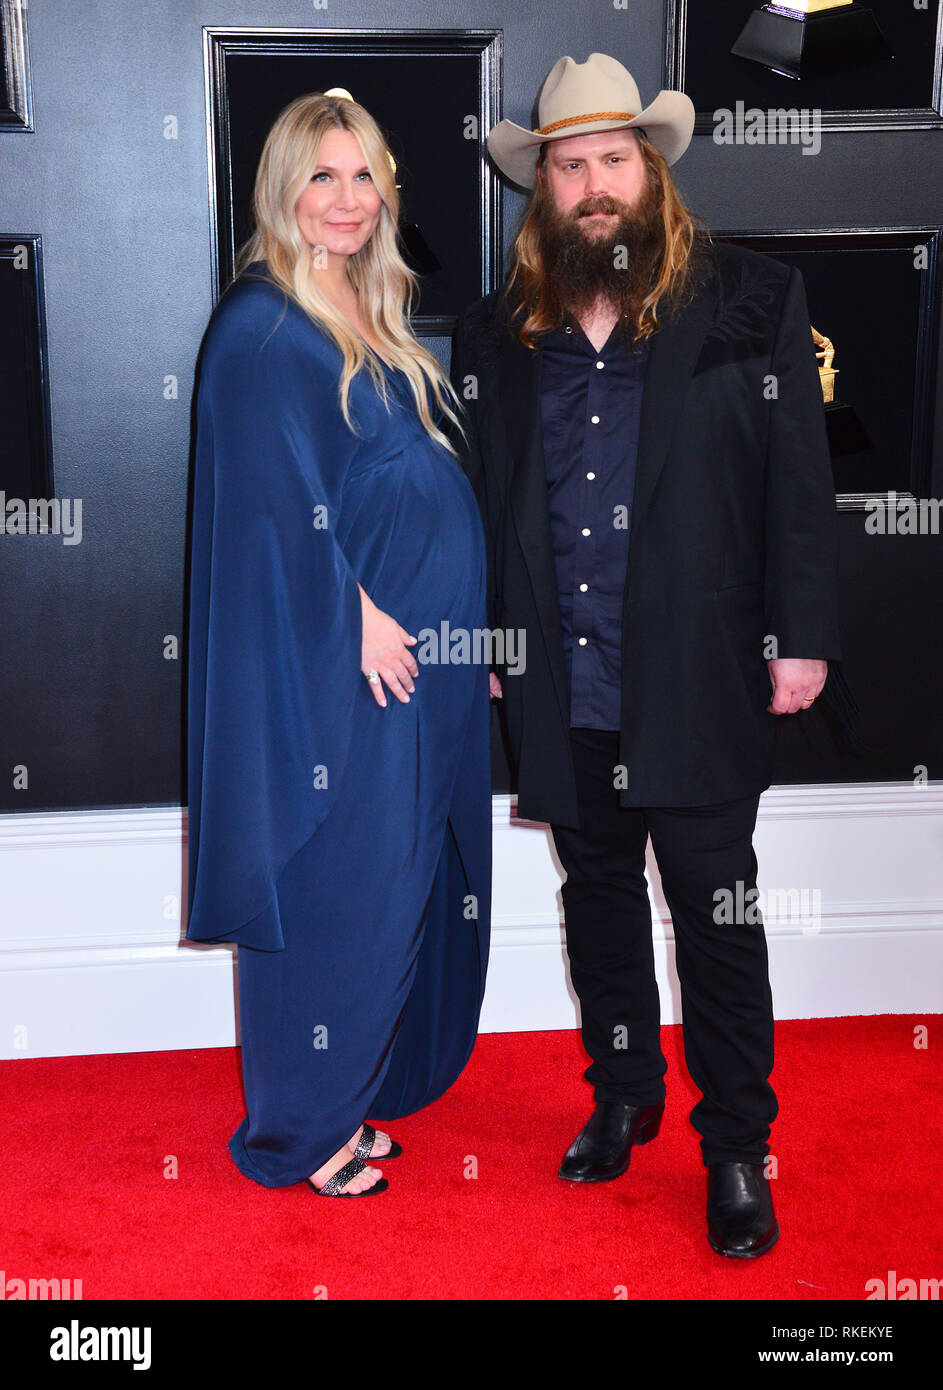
[1,0,941,811]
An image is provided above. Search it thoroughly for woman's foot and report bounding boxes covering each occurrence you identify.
[309,1144,384,1194]
[348,1122,393,1159]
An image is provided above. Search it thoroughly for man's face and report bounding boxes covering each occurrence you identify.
[539,128,647,232]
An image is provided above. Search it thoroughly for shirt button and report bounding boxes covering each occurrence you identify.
[586,472,595,481]
[578,637,588,646]
[581,527,591,536]
[591,415,600,424]
[596,361,605,370]
[564,325,573,334]
[579,583,588,592]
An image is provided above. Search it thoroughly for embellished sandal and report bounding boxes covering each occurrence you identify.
[353,1121,402,1161]
[306,1154,389,1197]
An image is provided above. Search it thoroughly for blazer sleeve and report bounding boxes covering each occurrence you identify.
[763,265,842,661]
[185,286,364,951]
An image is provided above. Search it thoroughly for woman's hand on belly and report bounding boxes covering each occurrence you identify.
[358,584,419,708]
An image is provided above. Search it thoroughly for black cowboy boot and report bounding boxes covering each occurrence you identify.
[558,1100,664,1182]
[707,1162,779,1257]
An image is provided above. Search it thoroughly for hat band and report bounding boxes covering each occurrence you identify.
[534,110,638,135]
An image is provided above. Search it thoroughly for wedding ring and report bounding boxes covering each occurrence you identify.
[366,669,380,684]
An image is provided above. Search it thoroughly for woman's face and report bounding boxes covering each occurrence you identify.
[295,127,383,259]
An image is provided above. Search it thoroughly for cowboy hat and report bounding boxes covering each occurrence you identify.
[487,52,695,188]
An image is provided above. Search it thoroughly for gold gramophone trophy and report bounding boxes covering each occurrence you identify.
[811,322,871,455]
[731,1,893,81]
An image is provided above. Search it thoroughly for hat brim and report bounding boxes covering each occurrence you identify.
[486,90,694,188]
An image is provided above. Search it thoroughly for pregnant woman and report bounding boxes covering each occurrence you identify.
[185,93,491,1195]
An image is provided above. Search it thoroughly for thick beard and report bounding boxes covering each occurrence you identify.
[535,170,665,334]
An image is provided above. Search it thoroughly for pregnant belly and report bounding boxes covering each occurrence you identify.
[338,437,485,629]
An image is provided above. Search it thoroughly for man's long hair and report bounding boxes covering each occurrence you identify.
[502,129,714,349]
[236,92,462,450]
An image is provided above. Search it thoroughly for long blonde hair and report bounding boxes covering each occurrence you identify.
[237,92,462,451]
[503,130,712,349]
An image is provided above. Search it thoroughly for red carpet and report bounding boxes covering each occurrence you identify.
[2,1017,940,1300]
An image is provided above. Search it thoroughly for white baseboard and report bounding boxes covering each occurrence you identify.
[1,784,941,1059]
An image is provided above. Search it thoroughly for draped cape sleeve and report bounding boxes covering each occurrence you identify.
[185,275,363,952]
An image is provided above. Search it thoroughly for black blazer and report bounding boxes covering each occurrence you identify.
[450,239,841,828]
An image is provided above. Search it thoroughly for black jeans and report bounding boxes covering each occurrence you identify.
[549,727,777,1166]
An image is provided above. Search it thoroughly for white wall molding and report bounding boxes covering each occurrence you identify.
[1,783,940,1058]
[493,783,943,824]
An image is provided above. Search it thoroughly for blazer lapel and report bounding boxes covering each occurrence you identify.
[499,328,572,728]
[630,272,719,545]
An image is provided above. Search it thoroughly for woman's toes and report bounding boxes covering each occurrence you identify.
[348,1123,391,1157]
[346,1164,381,1194]
[310,1154,383,1193]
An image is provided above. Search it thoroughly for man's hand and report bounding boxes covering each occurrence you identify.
[489,673,503,700]
[767,658,827,715]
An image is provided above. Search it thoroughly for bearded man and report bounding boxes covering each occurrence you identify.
[451,53,842,1257]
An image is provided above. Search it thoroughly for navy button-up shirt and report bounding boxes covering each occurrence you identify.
[539,316,650,730]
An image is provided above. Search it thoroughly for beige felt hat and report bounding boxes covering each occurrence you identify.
[487,52,695,188]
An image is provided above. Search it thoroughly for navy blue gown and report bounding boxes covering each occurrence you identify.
[185,265,491,1187]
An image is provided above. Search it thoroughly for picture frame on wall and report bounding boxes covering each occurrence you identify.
[713,227,942,509]
[666,0,943,133]
[0,236,54,500]
[203,26,503,334]
[0,0,32,131]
